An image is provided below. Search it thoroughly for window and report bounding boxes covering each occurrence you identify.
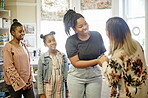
[82,9,111,54]
[125,0,145,49]
[40,0,69,54]
[40,0,111,55]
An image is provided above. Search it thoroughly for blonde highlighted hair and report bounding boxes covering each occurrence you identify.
[106,17,137,56]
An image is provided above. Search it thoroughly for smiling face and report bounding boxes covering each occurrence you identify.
[44,35,57,51]
[12,26,25,41]
[73,17,89,36]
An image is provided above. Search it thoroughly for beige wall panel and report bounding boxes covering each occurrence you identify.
[5,0,17,3]
[17,6,36,23]
[5,0,36,3]
[16,0,36,3]
[4,6,17,23]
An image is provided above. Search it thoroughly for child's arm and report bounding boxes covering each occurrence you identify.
[37,57,44,95]
[63,54,69,97]
[63,54,68,82]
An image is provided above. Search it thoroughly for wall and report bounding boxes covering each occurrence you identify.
[5,0,37,23]
[4,0,39,49]
[70,0,80,12]
[112,0,148,65]
[4,0,148,64]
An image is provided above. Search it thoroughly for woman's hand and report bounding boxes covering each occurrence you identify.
[26,81,33,90]
[40,94,46,98]
[97,55,109,67]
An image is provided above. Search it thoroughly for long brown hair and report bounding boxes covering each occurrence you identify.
[106,17,137,56]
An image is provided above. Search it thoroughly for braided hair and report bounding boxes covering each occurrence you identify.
[63,9,84,35]
[40,31,56,43]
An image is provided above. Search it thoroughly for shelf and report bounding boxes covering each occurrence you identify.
[0,10,10,19]
[0,10,11,54]
[0,42,8,47]
[0,10,9,12]
[0,9,10,93]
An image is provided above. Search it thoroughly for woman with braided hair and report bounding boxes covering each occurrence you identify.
[63,9,108,98]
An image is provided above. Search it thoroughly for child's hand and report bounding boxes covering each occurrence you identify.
[66,90,68,98]
[23,85,27,90]
[40,94,46,98]
[26,81,33,90]
[27,83,33,89]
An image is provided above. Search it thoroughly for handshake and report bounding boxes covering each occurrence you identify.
[97,55,109,67]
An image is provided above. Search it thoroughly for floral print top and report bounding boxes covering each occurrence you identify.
[102,41,148,98]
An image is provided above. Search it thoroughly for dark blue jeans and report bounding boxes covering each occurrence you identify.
[6,84,35,98]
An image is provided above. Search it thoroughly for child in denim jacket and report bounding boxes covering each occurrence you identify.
[37,31,68,98]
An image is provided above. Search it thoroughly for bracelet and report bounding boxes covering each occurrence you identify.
[97,55,103,59]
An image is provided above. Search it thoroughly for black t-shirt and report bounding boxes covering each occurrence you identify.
[65,31,106,60]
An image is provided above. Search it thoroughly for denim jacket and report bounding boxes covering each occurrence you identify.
[37,50,68,94]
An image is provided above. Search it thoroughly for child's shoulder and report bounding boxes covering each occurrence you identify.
[39,51,50,58]
[58,51,66,57]
[3,42,14,51]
